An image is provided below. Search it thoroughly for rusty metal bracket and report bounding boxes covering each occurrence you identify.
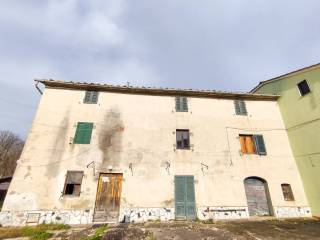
[165,161,171,175]
[87,161,95,176]
[129,163,133,176]
[201,163,209,175]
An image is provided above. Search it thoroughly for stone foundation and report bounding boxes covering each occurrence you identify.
[119,207,175,223]
[0,206,312,226]
[0,209,94,226]
[119,206,250,223]
[198,206,249,220]
[275,206,312,218]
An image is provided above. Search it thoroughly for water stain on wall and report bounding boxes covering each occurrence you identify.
[59,198,91,209]
[23,166,31,179]
[45,110,70,178]
[162,199,174,207]
[98,108,124,169]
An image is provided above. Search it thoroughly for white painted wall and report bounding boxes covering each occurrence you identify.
[1,87,311,225]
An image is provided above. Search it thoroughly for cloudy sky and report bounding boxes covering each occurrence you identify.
[0,0,319,138]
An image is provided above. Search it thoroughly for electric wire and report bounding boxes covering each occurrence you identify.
[1,96,319,168]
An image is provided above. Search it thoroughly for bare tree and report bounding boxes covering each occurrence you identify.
[0,131,24,177]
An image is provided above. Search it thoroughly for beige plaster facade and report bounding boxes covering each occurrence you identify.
[0,81,311,226]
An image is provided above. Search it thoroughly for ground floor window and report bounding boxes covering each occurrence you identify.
[63,171,84,196]
[281,184,294,201]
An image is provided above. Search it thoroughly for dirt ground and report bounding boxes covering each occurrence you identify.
[1,218,320,240]
[101,218,320,240]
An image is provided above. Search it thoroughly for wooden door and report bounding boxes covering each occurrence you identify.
[244,177,272,216]
[175,176,196,220]
[94,173,123,222]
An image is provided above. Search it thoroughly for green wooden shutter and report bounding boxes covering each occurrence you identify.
[74,122,93,144]
[253,135,267,155]
[234,100,247,115]
[182,97,188,112]
[234,100,241,115]
[175,97,181,111]
[239,100,247,115]
[84,91,92,103]
[185,176,196,219]
[175,176,186,219]
[84,91,99,103]
[91,91,99,103]
[176,97,188,112]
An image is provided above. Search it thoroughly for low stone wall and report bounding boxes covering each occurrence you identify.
[275,206,312,218]
[0,209,94,226]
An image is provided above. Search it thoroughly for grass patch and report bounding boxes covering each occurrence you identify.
[31,231,54,240]
[146,233,157,240]
[0,223,70,239]
[201,219,215,224]
[38,223,71,230]
[193,217,215,224]
[81,225,108,240]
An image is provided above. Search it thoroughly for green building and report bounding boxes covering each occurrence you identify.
[251,63,320,216]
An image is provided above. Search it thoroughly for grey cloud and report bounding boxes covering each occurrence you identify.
[0,0,319,137]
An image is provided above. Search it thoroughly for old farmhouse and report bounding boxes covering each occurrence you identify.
[0,79,311,226]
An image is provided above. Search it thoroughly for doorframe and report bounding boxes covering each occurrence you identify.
[244,176,274,217]
[174,175,196,220]
[93,172,123,215]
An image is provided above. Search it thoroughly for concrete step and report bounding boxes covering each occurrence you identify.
[93,211,108,223]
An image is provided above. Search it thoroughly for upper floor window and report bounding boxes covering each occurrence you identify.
[239,134,267,155]
[234,100,247,115]
[297,80,310,96]
[176,129,190,149]
[74,122,93,144]
[63,171,84,196]
[281,184,294,201]
[84,91,99,104]
[175,97,188,112]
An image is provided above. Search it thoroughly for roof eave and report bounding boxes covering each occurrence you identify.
[250,63,320,93]
[35,79,279,101]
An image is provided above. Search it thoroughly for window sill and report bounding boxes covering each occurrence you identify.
[299,91,311,98]
[61,195,80,198]
[241,153,267,156]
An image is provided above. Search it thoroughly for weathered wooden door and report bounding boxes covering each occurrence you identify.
[175,175,196,220]
[244,177,272,216]
[94,173,122,222]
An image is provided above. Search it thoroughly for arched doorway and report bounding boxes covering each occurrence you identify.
[244,177,273,216]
